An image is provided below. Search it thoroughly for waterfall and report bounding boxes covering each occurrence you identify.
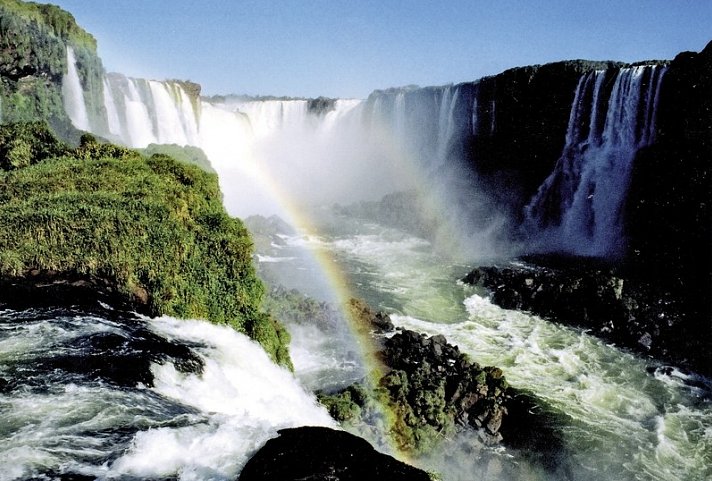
[524,65,667,257]
[62,47,91,131]
[102,77,122,137]
[100,76,200,148]
[0,309,334,480]
[64,62,666,258]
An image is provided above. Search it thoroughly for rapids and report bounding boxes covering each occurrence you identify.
[268,216,712,481]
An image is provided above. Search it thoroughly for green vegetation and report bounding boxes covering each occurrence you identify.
[0,0,96,49]
[263,285,340,327]
[317,385,370,423]
[0,122,291,366]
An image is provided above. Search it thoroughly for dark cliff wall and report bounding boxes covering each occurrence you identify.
[470,60,624,213]
[0,0,105,139]
[626,41,712,321]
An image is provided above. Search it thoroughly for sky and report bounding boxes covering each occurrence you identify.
[49,0,711,99]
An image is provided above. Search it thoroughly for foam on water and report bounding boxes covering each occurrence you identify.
[288,322,364,392]
[106,316,335,480]
[291,226,470,322]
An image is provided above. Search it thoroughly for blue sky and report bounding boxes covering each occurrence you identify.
[51,0,711,98]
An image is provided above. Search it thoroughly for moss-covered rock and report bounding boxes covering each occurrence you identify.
[264,285,341,330]
[0,121,291,367]
[377,330,510,453]
[317,300,511,455]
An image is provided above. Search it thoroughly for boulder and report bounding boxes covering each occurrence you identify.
[238,426,431,481]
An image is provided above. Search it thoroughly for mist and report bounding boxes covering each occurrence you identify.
[201,92,519,263]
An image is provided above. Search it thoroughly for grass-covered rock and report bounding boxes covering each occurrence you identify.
[0,122,290,366]
[317,300,511,455]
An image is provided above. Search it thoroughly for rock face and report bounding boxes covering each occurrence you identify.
[625,41,712,365]
[380,330,509,449]
[462,255,709,376]
[238,427,431,481]
[468,60,626,212]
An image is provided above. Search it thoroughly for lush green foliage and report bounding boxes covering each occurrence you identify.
[0,122,291,366]
[0,120,68,169]
[0,0,96,49]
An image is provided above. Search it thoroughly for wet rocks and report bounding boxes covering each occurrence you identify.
[320,321,566,469]
[347,297,394,334]
[462,255,710,375]
[238,426,431,481]
[0,269,148,312]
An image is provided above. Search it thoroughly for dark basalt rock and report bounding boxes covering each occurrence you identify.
[0,269,151,314]
[36,324,204,388]
[307,96,337,115]
[624,41,712,375]
[238,426,431,481]
[462,255,709,376]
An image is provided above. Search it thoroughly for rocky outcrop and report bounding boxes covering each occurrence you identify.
[319,301,565,461]
[307,96,336,115]
[462,255,709,376]
[0,122,292,368]
[379,329,510,449]
[238,427,431,481]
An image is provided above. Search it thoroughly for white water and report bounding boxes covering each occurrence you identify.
[0,310,333,481]
[62,47,91,131]
[107,316,334,481]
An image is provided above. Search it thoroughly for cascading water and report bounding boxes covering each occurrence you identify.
[270,214,711,481]
[63,49,667,262]
[524,65,667,256]
[62,47,91,131]
[101,75,200,148]
[360,83,509,259]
